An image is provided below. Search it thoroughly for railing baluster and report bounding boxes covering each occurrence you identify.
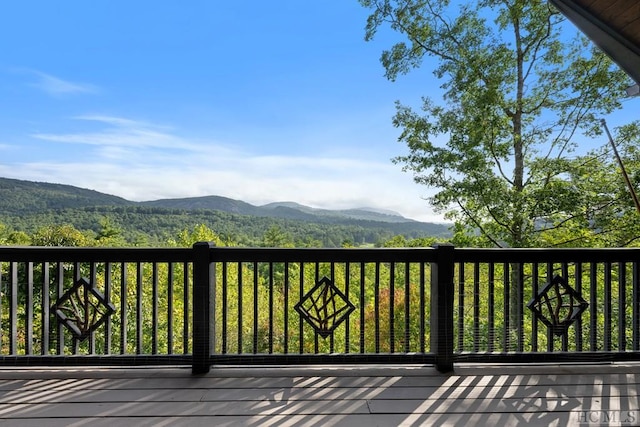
[182,262,189,354]
[268,262,273,354]
[404,262,410,353]
[389,262,395,353]
[604,262,612,351]
[329,262,335,354]
[314,263,319,354]
[26,262,33,355]
[120,262,128,355]
[618,262,626,351]
[41,262,51,356]
[299,263,304,354]
[89,263,97,355]
[419,262,426,353]
[546,262,553,352]
[284,262,289,354]
[56,262,64,355]
[72,262,80,354]
[253,262,258,354]
[167,262,174,355]
[561,263,569,352]
[634,261,640,351]
[151,263,158,355]
[516,262,524,353]
[237,262,243,354]
[0,262,3,352]
[531,263,538,352]
[136,262,143,355]
[575,263,583,352]
[457,263,465,351]
[222,262,228,355]
[374,262,380,354]
[10,262,17,355]
[359,262,365,354]
[473,262,480,353]
[503,262,510,352]
[488,262,495,353]
[590,262,598,351]
[105,262,112,355]
[345,262,351,353]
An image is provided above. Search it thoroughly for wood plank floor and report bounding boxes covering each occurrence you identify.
[0,362,638,426]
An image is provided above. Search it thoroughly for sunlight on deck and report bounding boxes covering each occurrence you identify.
[0,363,637,426]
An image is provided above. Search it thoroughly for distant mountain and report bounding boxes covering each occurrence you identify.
[141,195,261,216]
[0,177,451,244]
[0,177,131,214]
[259,202,411,223]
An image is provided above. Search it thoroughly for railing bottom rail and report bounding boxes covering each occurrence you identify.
[210,353,436,366]
[454,351,640,364]
[0,355,192,367]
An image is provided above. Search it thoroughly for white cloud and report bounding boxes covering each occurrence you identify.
[25,70,98,96]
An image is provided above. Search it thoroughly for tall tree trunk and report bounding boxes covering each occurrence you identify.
[509,11,526,347]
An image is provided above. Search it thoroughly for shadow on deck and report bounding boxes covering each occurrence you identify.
[0,362,637,426]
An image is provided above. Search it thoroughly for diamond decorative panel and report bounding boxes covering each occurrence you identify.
[52,277,116,341]
[527,274,588,337]
[295,276,355,338]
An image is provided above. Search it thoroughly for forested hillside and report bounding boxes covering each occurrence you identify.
[0,177,131,213]
[0,177,450,247]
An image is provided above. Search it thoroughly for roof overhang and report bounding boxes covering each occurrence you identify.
[550,0,640,86]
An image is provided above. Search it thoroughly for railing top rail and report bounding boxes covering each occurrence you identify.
[454,247,640,263]
[3,244,640,264]
[0,246,193,263]
[208,247,437,263]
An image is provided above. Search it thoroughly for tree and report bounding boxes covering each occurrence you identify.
[560,123,640,248]
[261,225,294,248]
[31,224,91,247]
[95,216,126,246]
[360,0,635,248]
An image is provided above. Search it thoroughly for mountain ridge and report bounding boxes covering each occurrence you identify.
[0,176,451,245]
[0,176,434,224]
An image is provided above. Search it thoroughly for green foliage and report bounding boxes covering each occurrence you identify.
[360,0,636,248]
[1,206,448,248]
[0,223,30,245]
[261,225,294,248]
[167,224,227,247]
[31,224,92,247]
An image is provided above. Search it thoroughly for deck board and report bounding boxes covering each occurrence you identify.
[0,363,638,426]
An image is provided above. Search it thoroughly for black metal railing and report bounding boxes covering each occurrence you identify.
[1,244,640,374]
[193,245,437,373]
[451,248,640,366]
[0,247,193,366]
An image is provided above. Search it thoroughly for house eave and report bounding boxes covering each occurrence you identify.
[550,0,640,85]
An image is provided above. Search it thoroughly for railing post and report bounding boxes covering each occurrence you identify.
[431,243,455,373]
[192,242,215,375]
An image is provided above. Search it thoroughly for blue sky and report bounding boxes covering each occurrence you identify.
[0,1,638,223]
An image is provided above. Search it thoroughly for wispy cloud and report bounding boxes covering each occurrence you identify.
[31,115,203,152]
[24,70,98,96]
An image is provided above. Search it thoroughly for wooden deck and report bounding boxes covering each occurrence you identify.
[0,362,638,426]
